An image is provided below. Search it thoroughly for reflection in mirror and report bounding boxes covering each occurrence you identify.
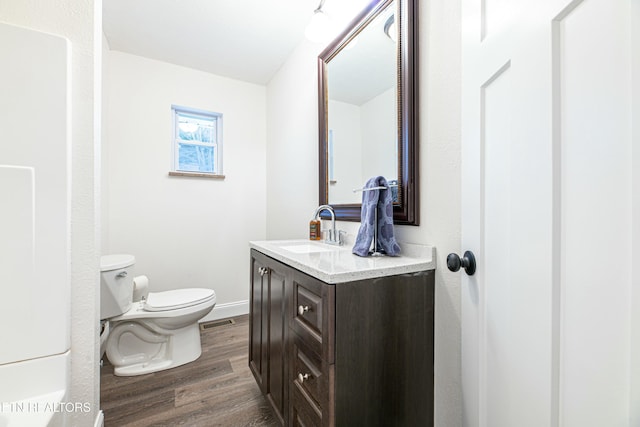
[326,3,397,204]
[318,0,418,225]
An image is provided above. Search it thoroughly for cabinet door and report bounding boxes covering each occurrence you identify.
[249,250,292,426]
[249,254,268,392]
[334,271,435,426]
[266,259,288,425]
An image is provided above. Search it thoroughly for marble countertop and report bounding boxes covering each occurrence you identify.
[249,239,436,284]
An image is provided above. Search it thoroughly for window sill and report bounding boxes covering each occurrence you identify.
[168,171,225,179]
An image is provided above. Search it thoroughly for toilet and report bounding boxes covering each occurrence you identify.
[100,254,216,376]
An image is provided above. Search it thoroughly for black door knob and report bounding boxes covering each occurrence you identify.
[447,251,476,276]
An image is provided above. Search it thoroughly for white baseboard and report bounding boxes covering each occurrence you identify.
[94,410,104,427]
[200,300,249,323]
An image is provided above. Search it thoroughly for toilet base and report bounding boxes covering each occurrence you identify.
[107,320,203,376]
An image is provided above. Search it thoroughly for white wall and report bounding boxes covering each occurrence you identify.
[102,33,110,257]
[360,87,397,182]
[266,40,325,239]
[328,100,362,204]
[0,1,102,426]
[408,1,462,424]
[327,88,396,204]
[265,0,462,425]
[104,51,267,315]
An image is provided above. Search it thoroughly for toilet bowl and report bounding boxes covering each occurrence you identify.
[100,254,216,376]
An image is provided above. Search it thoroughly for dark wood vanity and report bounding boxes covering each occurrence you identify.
[249,248,435,426]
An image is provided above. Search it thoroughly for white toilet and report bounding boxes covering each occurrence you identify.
[100,254,216,376]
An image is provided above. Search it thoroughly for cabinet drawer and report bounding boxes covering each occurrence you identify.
[294,285,323,336]
[291,271,335,363]
[292,336,324,409]
[291,381,322,427]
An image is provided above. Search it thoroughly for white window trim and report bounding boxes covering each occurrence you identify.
[170,105,224,177]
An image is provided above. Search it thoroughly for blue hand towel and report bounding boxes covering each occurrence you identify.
[352,176,401,257]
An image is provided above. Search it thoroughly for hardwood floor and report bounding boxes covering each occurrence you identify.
[100,315,279,427]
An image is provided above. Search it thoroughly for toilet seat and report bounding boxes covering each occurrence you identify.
[143,288,215,312]
[110,288,216,322]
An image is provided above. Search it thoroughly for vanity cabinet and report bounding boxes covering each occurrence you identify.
[249,248,435,427]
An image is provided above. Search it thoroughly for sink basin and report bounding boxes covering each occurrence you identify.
[279,243,335,254]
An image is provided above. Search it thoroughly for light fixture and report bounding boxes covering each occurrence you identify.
[384,14,397,43]
[305,0,335,44]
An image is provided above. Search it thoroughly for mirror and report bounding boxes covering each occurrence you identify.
[318,0,418,225]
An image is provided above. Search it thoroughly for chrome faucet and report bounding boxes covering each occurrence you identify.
[313,205,345,246]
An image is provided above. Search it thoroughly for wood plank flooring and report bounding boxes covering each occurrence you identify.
[100,315,279,427]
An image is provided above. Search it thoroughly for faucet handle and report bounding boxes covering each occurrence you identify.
[324,229,346,246]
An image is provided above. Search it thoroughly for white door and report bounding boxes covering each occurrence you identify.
[460,0,639,426]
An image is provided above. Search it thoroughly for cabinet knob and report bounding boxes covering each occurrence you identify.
[298,305,309,315]
[298,373,310,383]
[258,267,268,276]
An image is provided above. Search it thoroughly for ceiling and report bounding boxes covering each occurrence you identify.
[103,0,373,85]
[328,3,395,105]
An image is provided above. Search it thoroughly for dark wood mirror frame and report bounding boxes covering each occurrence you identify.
[318,0,419,225]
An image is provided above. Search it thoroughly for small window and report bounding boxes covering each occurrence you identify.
[171,105,223,176]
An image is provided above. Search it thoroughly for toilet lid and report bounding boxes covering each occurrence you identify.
[143,288,216,312]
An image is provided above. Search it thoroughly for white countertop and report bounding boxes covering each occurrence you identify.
[249,239,436,284]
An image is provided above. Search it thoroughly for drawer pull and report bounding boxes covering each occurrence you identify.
[298,373,310,383]
[298,305,310,315]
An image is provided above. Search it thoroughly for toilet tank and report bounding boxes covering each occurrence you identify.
[100,254,135,319]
